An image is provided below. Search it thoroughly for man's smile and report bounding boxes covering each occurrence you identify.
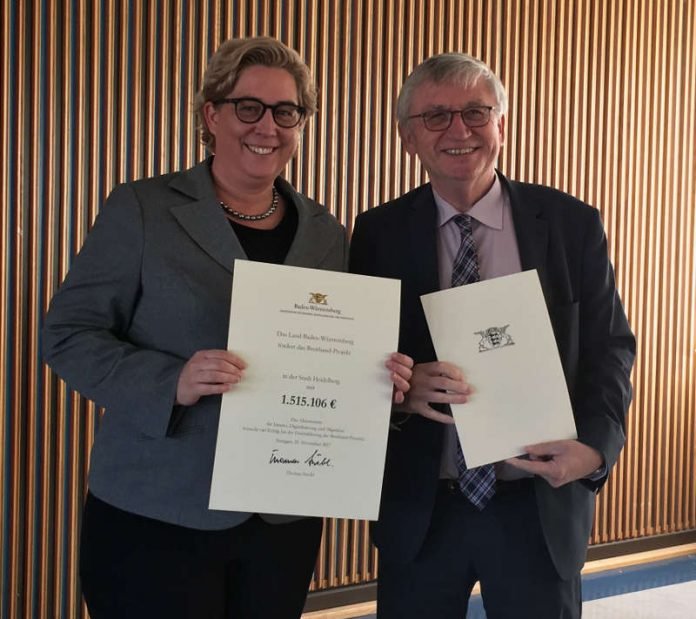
[442,147,476,155]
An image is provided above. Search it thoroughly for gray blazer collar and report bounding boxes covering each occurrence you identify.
[167,158,339,273]
[168,159,242,273]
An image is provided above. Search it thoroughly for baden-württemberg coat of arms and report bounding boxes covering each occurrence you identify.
[308,292,328,305]
[475,325,515,352]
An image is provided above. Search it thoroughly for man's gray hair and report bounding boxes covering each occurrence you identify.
[396,53,508,123]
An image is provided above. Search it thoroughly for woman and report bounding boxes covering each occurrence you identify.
[43,37,411,619]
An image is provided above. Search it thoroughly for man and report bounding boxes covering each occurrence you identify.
[349,53,635,618]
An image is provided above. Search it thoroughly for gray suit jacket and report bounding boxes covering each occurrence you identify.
[43,158,348,529]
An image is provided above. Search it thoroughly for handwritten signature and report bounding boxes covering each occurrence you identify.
[269,448,333,467]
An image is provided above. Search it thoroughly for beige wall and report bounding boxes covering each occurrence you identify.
[1,1,694,616]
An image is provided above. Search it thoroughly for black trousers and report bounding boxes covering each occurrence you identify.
[377,479,582,619]
[80,493,323,619]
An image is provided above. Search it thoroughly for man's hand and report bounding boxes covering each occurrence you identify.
[176,350,247,406]
[506,440,603,488]
[396,361,471,424]
[385,352,414,404]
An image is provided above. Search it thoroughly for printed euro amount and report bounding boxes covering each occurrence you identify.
[281,395,337,409]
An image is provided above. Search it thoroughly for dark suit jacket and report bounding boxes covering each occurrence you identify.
[43,158,348,529]
[349,173,635,579]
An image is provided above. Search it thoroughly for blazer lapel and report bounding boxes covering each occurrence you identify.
[280,178,343,268]
[501,174,551,294]
[167,163,343,273]
[407,185,441,295]
[168,160,246,273]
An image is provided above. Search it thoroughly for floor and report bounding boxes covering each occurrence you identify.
[305,551,696,619]
[462,554,696,618]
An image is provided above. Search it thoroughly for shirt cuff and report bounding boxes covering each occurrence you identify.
[586,463,607,481]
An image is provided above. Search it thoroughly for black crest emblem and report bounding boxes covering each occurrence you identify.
[475,325,514,352]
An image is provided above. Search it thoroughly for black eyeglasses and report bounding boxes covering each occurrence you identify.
[215,97,306,128]
[407,105,496,131]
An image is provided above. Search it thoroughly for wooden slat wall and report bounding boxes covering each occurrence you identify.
[1,1,694,616]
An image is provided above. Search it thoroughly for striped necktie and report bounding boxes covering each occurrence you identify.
[451,214,496,510]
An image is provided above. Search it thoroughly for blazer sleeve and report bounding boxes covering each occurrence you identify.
[42,183,185,438]
[574,208,635,484]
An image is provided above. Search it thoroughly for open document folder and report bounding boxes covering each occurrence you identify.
[420,270,577,467]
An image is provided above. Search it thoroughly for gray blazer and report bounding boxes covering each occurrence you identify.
[43,158,348,529]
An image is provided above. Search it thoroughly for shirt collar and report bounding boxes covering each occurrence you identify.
[433,174,504,230]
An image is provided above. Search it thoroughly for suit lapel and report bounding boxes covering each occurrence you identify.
[407,185,441,295]
[279,178,341,268]
[501,174,551,294]
[168,159,246,273]
[170,198,246,273]
[168,162,340,273]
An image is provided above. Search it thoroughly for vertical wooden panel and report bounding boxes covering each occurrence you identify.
[1,1,695,616]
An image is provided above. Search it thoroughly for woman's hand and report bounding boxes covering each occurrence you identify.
[176,350,247,406]
[397,361,471,423]
[386,352,414,404]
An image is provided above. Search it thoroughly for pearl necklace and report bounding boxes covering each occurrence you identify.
[220,186,279,221]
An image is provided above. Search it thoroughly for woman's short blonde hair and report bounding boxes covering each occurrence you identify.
[194,36,317,150]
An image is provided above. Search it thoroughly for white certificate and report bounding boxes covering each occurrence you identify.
[209,261,400,520]
[420,270,576,467]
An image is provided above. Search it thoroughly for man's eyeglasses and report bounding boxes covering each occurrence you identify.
[215,97,306,128]
[407,105,496,131]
